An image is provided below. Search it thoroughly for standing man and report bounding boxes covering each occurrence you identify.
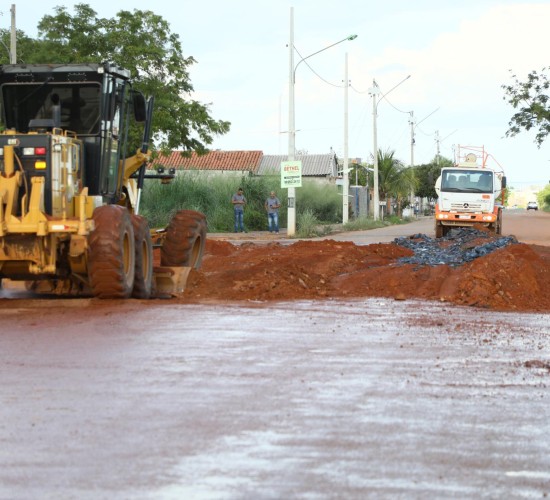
[265,191,281,234]
[231,187,247,233]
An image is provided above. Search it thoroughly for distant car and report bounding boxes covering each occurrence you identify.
[527,201,538,211]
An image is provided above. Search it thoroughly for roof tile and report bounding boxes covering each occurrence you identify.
[153,150,263,173]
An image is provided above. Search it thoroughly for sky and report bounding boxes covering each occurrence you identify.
[5,0,550,189]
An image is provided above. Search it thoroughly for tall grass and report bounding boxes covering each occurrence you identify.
[139,172,344,232]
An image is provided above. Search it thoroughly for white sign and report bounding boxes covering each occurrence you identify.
[281,161,302,188]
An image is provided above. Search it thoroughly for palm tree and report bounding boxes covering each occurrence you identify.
[373,149,417,217]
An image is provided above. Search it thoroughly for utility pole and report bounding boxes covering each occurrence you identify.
[10,4,16,64]
[435,130,441,166]
[342,52,349,224]
[408,107,439,208]
[370,80,380,221]
[409,111,415,208]
[287,7,296,236]
[370,75,411,221]
[286,7,356,235]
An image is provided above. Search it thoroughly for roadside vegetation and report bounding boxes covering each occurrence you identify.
[537,184,550,211]
[0,4,230,154]
[140,172,414,236]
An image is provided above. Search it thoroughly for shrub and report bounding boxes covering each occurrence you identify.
[140,173,343,232]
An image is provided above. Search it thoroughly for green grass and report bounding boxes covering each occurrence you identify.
[140,172,344,232]
[342,216,387,232]
[139,172,412,236]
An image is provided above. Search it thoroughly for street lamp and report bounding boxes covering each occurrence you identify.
[287,6,357,236]
[369,75,411,220]
[342,52,349,224]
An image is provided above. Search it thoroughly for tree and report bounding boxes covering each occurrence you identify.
[539,184,550,210]
[2,4,230,155]
[0,29,41,64]
[502,68,550,146]
[374,149,416,216]
[414,156,452,200]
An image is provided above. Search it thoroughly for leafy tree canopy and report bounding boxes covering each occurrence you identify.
[502,68,550,147]
[0,4,230,155]
[414,156,452,199]
[538,184,550,209]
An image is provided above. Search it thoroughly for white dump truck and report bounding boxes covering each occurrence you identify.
[434,145,506,238]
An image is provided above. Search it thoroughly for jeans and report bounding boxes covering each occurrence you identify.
[234,210,245,232]
[268,212,279,232]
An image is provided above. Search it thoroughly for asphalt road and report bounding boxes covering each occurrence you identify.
[0,209,549,499]
[210,207,550,247]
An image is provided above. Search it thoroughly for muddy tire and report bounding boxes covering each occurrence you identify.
[88,205,135,299]
[131,214,153,299]
[161,210,207,268]
[435,222,444,238]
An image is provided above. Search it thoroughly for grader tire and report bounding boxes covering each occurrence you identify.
[161,210,207,268]
[88,205,135,299]
[131,214,153,299]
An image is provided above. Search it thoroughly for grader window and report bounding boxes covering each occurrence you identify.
[2,83,101,135]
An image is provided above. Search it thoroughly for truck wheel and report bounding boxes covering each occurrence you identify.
[131,214,153,299]
[435,222,444,239]
[88,205,135,299]
[161,210,207,268]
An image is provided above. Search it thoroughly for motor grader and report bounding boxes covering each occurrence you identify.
[0,62,206,298]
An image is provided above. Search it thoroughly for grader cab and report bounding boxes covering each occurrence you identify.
[0,63,206,298]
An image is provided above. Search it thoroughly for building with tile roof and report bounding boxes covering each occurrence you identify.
[152,150,263,175]
[151,150,340,181]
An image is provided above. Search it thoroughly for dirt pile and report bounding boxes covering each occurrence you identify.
[181,230,550,312]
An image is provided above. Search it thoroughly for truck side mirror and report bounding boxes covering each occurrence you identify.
[501,176,507,189]
[132,91,146,122]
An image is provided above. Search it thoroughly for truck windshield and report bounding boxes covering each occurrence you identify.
[1,83,101,135]
[441,169,493,193]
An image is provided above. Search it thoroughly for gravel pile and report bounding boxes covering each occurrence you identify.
[394,228,518,267]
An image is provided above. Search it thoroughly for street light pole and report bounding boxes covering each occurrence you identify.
[287,7,296,235]
[342,52,349,224]
[287,6,357,236]
[409,107,439,207]
[409,111,415,208]
[370,75,411,221]
[370,80,380,220]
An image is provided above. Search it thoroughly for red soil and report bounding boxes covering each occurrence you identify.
[179,238,550,312]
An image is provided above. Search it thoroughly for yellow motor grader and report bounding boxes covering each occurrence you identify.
[0,63,206,298]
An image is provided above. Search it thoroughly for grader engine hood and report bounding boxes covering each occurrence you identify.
[0,133,83,218]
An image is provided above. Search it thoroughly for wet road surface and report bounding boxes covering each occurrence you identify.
[1,298,549,499]
[1,209,549,498]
